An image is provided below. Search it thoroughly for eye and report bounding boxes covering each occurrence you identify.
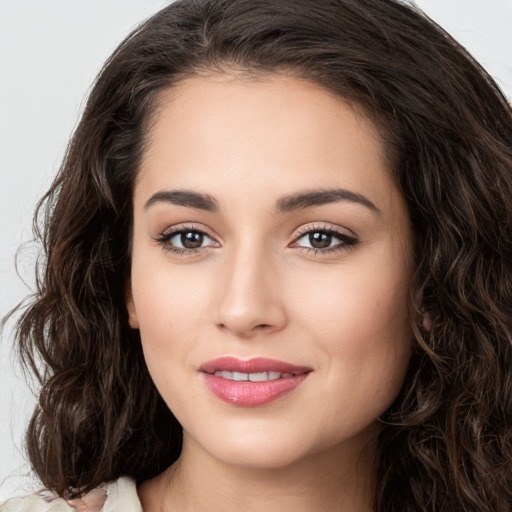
[170,230,210,249]
[154,226,219,254]
[292,226,358,254]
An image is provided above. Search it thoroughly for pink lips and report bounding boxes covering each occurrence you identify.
[200,357,312,407]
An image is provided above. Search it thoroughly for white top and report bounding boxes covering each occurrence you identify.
[0,477,142,512]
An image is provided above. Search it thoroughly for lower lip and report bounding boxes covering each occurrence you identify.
[202,373,310,406]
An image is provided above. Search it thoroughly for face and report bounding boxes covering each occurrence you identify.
[127,73,413,469]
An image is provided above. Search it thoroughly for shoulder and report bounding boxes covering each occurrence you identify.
[0,477,141,512]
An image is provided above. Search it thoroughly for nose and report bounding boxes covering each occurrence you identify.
[215,244,287,338]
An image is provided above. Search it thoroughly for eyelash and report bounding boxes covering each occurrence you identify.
[292,224,359,255]
[153,224,359,257]
[153,225,216,256]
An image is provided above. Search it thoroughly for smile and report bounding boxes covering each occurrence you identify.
[213,371,293,381]
[200,357,312,406]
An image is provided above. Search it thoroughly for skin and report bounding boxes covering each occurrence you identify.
[126,73,414,512]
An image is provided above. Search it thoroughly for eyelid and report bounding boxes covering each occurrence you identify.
[294,223,357,239]
[157,223,216,239]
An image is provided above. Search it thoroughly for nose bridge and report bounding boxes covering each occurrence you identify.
[216,236,286,337]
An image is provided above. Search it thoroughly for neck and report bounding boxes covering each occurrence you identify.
[139,428,379,512]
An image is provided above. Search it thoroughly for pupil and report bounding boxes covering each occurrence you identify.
[309,232,331,249]
[181,231,203,249]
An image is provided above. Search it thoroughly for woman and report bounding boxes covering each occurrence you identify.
[3,0,512,510]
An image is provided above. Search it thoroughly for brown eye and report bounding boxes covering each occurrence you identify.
[156,227,218,253]
[293,227,358,253]
[309,232,332,249]
[180,231,204,249]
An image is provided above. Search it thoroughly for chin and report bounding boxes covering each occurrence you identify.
[213,445,305,470]
[197,428,311,469]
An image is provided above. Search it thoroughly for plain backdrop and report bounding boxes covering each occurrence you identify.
[1,0,511,501]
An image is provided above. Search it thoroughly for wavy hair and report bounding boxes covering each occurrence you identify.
[11,0,512,510]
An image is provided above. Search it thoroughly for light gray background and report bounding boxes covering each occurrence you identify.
[1,0,511,500]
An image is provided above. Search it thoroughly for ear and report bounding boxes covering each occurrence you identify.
[125,279,139,329]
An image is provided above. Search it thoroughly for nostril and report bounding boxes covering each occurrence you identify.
[215,293,288,336]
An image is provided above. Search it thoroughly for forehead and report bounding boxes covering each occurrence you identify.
[136,73,402,220]
[146,73,385,155]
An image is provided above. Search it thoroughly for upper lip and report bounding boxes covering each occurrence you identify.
[200,357,312,375]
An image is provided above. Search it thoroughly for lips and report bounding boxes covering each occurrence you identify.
[200,357,312,406]
[200,357,312,375]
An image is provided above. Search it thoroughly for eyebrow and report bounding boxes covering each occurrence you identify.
[275,188,379,214]
[144,190,219,212]
[144,187,379,214]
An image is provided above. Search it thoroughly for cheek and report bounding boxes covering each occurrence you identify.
[132,255,211,330]
[129,257,213,384]
[132,270,203,417]
[290,252,412,404]
[293,257,411,342]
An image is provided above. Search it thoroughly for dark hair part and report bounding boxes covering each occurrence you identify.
[13,0,512,510]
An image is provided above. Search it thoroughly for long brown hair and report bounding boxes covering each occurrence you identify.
[11,0,512,510]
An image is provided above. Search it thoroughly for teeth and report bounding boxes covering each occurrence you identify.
[213,371,293,381]
[249,372,268,382]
